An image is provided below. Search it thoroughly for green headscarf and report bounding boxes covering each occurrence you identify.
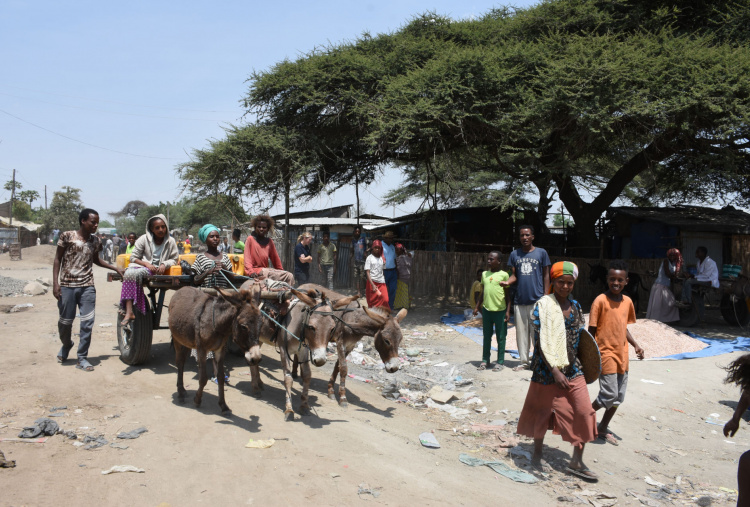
[198,224,220,243]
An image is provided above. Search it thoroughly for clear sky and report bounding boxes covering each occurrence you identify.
[1,0,539,224]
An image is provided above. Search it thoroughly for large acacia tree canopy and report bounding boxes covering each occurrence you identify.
[183,0,750,245]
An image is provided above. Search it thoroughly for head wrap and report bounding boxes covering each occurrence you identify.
[395,242,404,254]
[549,261,578,292]
[666,248,683,272]
[198,224,220,243]
[372,239,385,262]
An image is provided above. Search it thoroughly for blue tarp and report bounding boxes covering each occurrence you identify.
[441,313,750,361]
[656,332,750,360]
[440,313,520,359]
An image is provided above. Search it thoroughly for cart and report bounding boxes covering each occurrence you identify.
[108,272,194,365]
[677,277,750,328]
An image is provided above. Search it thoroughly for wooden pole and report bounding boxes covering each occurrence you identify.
[9,169,15,227]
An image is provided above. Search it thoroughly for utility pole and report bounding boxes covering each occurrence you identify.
[9,169,15,227]
[45,185,48,209]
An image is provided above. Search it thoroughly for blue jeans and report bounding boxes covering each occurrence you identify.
[57,286,97,361]
[384,268,398,310]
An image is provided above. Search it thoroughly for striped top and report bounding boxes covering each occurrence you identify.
[191,253,233,289]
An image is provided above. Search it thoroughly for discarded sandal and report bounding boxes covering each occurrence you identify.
[565,466,598,482]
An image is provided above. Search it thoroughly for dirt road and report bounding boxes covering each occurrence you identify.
[0,246,746,506]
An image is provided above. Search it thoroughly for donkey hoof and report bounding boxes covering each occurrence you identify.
[221,406,232,416]
[299,405,311,415]
[193,397,202,408]
[284,410,294,421]
[339,400,349,409]
[328,393,337,401]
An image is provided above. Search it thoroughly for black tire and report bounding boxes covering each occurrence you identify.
[117,300,153,365]
[678,301,700,327]
[721,294,750,327]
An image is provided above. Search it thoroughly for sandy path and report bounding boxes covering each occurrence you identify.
[0,247,747,505]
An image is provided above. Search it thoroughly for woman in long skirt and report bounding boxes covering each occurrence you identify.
[516,261,598,482]
[394,243,412,310]
[646,248,683,323]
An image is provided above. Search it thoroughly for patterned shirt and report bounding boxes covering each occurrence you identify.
[530,298,585,385]
[191,253,233,288]
[57,231,102,287]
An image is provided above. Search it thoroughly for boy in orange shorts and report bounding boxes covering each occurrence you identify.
[588,260,644,445]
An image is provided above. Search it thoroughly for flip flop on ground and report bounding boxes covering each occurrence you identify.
[492,363,504,372]
[477,363,489,371]
[76,359,94,372]
[565,466,598,482]
[598,432,619,446]
[512,364,529,372]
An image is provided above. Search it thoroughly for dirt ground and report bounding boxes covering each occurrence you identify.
[0,246,748,506]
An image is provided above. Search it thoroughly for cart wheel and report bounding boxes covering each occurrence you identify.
[117,300,154,365]
[721,294,750,327]
[678,301,699,327]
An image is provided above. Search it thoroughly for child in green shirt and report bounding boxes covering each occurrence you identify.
[473,251,511,371]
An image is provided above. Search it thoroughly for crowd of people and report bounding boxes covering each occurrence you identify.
[49,208,747,495]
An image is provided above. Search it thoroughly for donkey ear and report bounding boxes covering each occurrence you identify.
[291,289,316,307]
[217,288,243,307]
[394,308,408,323]
[333,294,358,309]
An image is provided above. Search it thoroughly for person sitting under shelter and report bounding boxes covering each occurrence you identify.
[679,246,719,305]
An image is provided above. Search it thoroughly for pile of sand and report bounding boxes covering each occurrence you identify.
[14,245,56,264]
[456,315,707,359]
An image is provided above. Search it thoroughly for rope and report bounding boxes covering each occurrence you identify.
[216,269,304,343]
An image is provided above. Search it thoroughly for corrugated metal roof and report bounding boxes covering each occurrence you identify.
[274,217,392,228]
[608,206,750,234]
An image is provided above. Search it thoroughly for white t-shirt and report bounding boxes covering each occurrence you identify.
[365,254,385,283]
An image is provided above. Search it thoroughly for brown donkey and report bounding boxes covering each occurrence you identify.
[297,284,407,408]
[168,286,262,415]
[241,281,357,420]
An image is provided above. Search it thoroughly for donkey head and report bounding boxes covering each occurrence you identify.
[217,287,263,365]
[291,289,339,367]
[363,306,407,373]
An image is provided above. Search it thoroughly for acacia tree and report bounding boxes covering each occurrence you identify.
[239,0,750,248]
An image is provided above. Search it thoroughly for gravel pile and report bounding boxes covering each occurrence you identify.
[0,275,30,297]
[457,314,707,359]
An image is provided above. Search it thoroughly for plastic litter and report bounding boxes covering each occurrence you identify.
[101,465,145,475]
[347,374,372,383]
[51,406,67,411]
[83,435,108,449]
[245,438,275,449]
[357,483,381,498]
[48,413,65,417]
[640,379,664,385]
[705,413,727,425]
[98,323,113,328]
[419,432,440,448]
[645,476,665,487]
[509,446,532,460]
[18,418,59,438]
[117,427,148,439]
[458,453,538,484]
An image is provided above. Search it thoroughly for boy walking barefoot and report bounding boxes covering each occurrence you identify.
[588,260,644,445]
[516,261,598,482]
[473,251,510,371]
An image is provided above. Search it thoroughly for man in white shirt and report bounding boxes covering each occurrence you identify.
[681,246,719,304]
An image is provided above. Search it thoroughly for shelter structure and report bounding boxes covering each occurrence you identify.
[0,216,41,248]
[605,205,750,274]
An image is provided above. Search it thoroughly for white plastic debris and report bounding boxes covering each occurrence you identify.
[101,465,145,475]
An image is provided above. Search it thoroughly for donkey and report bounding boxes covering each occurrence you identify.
[168,286,262,415]
[297,284,407,407]
[240,281,357,420]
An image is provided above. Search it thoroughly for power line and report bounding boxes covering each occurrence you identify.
[0,91,234,122]
[0,83,239,114]
[0,109,179,160]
